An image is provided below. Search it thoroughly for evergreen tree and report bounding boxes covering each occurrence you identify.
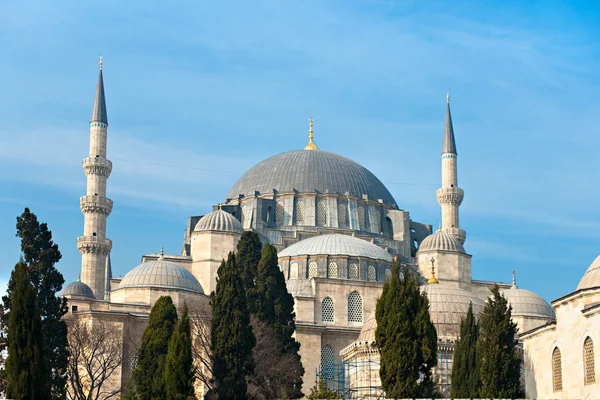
[236,231,262,311]
[375,263,437,398]
[477,284,524,398]
[5,261,50,399]
[165,305,196,400]
[450,302,480,398]
[210,252,255,400]
[1,208,68,398]
[253,244,304,397]
[132,296,179,400]
[306,377,341,399]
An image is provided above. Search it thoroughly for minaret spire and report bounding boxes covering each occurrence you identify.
[436,92,466,244]
[78,58,113,299]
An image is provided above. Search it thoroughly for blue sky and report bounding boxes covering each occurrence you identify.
[1,0,599,303]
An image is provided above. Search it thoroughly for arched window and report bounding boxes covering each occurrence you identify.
[552,347,562,392]
[385,268,391,281]
[308,261,318,278]
[348,263,359,280]
[374,209,381,233]
[584,337,596,385]
[337,202,348,228]
[328,262,338,278]
[275,201,285,225]
[289,262,298,280]
[357,206,366,230]
[321,345,334,380]
[295,199,305,225]
[368,265,377,282]
[317,199,327,226]
[348,291,363,323]
[322,297,334,323]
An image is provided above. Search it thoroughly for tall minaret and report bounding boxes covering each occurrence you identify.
[436,92,466,244]
[77,57,113,299]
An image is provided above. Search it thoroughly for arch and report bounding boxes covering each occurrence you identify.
[367,265,377,281]
[552,346,562,392]
[321,297,334,323]
[348,263,359,280]
[337,201,348,228]
[584,336,596,385]
[357,205,366,230]
[385,216,393,236]
[374,209,381,233]
[295,199,305,225]
[385,268,391,281]
[317,199,327,226]
[348,291,363,323]
[328,262,338,278]
[275,201,285,225]
[308,261,318,279]
[266,205,272,224]
[321,344,334,380]
[289,262,299,280]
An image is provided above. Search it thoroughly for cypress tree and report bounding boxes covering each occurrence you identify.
[375,263,437,398]
[236,231,262,311]
[477,284,524,398]
[165,305,195,400]
[210,252,255,399]
[450,302,480,398]
[5,261,50,399]
[132,296,179,400]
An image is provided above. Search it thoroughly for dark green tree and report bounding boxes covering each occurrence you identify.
[1,208,68,398]
[210,252,255,399]
[132,296,179,400]
[477,284,524,398]
[306,377,341,399]
[450,302,480,398]
[165,305,196,400]
[375,263,438,398]
[5,261,50,399]
[236,231,262,310]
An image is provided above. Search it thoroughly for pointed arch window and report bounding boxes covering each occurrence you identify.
[385,268,391,281]
[357,206,366,230]
[317,199,327,226]
[321,345,334,380]
[348,263,359,280]
[552,347,562,392]
[275,201,285,225]
[321,297,334,323]
[584,337,596,385]
[308,261,318,279]
[328,262,338,278]
[374,209,381,233]
[348,291,363,323]
[337,201,348,228]
[289,262,298,280]
[367,265,377,282]
[294,199,305,225]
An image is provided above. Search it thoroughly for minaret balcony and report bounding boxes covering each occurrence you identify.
[80,195,113,215]
[82,157,112,178]
[436,187,464,206]
[77,236,112,255]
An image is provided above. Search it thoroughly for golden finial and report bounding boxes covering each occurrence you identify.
[218,202,222,210]
[446,90,450,104]
[428,257,439,284]
[437,223,442,232]
[304,117,319,150]
[99,55,103,71]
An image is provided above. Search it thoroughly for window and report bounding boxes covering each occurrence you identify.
[308,261,318,278]
[385,268,391,281]
[348,291,363,323]
[337,201,348,228]
[552,347,562,392]
[322,297,334,323]
[321,345,334,380]
[275,201,285,225]
[368,265,377,282]
[289,262,298,280]
[358,206,366,230]
[348,263,359,280]
[328,262,338,278]
[374,209,381,233]
[71,305,78,313]
[317,199,327,226]
[584,337,596,385]
[295,199,305,225]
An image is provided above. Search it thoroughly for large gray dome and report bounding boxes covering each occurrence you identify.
[226,150,397,207]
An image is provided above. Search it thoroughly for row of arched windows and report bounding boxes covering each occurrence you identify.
[552,336,596,392]
[289,261,389,281]
[321,291,364,324]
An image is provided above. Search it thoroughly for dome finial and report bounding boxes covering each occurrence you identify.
[160,247,164,258]
[512,270,517,288]
[99,55,103,71]
[77,272,81,281]
[218,202,222,210]
[428,257,439,284]
[304,117,319,150]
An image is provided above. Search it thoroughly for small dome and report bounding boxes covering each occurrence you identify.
[117,256,203,294]
[63,280,94,298]
[418,231,465,254]
[278,234,393,262]
[194,209,243,234]
[500,286,553,319]
[577,255,600,290]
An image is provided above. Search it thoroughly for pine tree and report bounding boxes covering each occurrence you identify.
[236,231,262,311]
[253,244,304,397]
[132,296,179,400]
[165,305,196,400]
[5,261,50,399]
[306,377,341,399]
[1,208,68,398]
[210,252,255,399]
[375,263,437,398]
[450,302,480,398]
[477,284,524,398]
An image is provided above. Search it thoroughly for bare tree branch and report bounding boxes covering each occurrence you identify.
[188,297,215,397]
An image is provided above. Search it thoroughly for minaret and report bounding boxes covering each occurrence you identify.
[77,56,113,299]
[436,92,466,244]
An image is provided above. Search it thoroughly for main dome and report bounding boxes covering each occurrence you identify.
[226,150,397,207]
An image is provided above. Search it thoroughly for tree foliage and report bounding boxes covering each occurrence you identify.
[450,302,480,398]
[476,284,524,398]
[236,231,263,311]
[306,377,341,399]
[5,261,49,399]
[165,305,196,400]
[132,296,179,400]
[210,252,255,399]
[375,263,437,398]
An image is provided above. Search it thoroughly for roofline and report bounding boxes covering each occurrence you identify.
[520,320,557,339]
[551,285,600,306]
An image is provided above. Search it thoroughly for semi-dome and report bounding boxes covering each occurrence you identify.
[418,231,465,254]
[501,272,553,319]
[577,254,600,290]
[278,234,393,262]
[226,150,397,207]
[63,278,94,298]
[117,254,203,294]
[194,209,243,234]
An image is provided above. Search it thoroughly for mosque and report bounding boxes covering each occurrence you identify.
[62,60,598,399]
